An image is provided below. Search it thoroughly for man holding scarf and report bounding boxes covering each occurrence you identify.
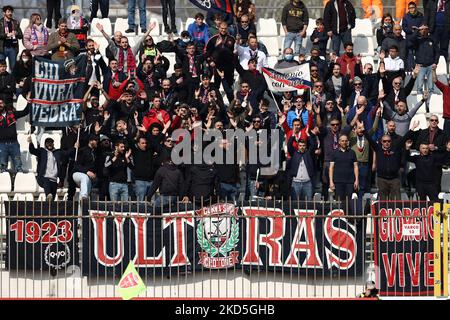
[47,18,80,61]
[0,6,23,72]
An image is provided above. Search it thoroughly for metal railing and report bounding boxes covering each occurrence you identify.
[0,198,448,299]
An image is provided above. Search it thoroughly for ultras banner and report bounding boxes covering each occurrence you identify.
[5,201,79,271]
[31,55,87,127]
[372,201,435,296]
[82,201,365,276]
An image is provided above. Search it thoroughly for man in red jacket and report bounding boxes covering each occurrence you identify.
[433,68,450,140]
[142,96,171,131]
[336,42,358,80]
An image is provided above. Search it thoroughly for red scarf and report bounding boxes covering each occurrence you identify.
[118,46,136,73]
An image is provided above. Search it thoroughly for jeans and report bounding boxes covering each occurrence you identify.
[90,0,110,19]
[0,141,22,172]
[248,180,263,199]
[37,176,57,198]
[283,32,304,55]
[134,180,153,201]
[356,163,369,214]
[416,65,434,95]
[161,0,176,29]
[219,182,240,202]
[291,180,313,201]
[331,29,352,56]
[128,0,147,29]
[154,195,178,208]
[0,47,18,72]
[72,172,92,199]
[109,182,129,201]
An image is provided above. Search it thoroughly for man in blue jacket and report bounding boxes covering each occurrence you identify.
[187,13,209,51]
[28,136,64,201]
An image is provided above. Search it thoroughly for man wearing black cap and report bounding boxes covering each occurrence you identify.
[28,136,64,200]
[72,134,99,200]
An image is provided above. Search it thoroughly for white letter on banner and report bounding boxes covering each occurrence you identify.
[60,105,68,123]
[39,106,49,122]
[68,103,78,121]
[48,106,59,122]
[57,83,66,101]
[34,82,46,100]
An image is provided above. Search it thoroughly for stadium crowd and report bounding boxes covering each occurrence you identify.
[0,1,450,210]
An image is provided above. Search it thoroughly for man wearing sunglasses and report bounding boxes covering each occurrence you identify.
[380,65,419,110]
[409,115,446,192]
[364,124,415,200]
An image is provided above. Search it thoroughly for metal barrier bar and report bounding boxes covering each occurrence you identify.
[0,198,447,299]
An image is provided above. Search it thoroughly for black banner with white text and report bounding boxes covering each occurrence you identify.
[372,201,435,296]
[31,55,87,127]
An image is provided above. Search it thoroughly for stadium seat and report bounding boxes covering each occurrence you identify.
[302,38,313,55]
[259,37,280,57]
[306,18,316,36]
[91,18,112,37]
[114,18,129,34]
[257,18,278,37]
[16,95,28,111]
[91,36,109,58]
[428,94,443,114]
[185,18,195,31]
[12,193,34,201]
[354,19,373,36]
[361,56,375,67]
[436,56,448,75]
[279,24,285,36]
[20,18,30,32]
[17,134,38,172]
[13,173,38,193]
[410,114,428,129]
[0,172,12,193]
[15,95,31,133]
[267,56,278,68]
[352,36,375,56]
[162,52,176,76]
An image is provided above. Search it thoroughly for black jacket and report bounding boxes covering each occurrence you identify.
[184,164,220,201]
[147,162,184,198]
[425,0,450,33]
[365,130,411,180]
[73,146,97,174]
[382,74,416,107]
[0,71,15,106]
[287,136,317,181]
[104,153,134,183]
[132,145,155,181]
[0,103,30,142]
[408,32,440,67]
[323,0,356,35]
[407,151,448,184]
[29,143,64,181]
[411,127,446,151]
[0,18,23,52]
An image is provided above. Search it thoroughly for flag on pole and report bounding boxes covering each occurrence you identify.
[117,261,146,300]
[261,64,312,92]
[188,0,235,14]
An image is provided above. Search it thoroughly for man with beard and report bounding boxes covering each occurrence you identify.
[66,5,89,51]
[84,40,103,95]
[169,63,187,103]
[205,22,236,89]
[336,42,357,80]
[104,140,134,201]
[142,95,171,131]
[159,78,179,113]
[99,58,127,101]
[47,18,80,61]
[325,63,350,105]
[28,136,64,201]
[0,6,23,72]
[323,0,356,56]
[381,91,427,136]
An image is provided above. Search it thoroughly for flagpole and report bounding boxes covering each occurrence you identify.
[269,89,282,114]
[74,126,81,162]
